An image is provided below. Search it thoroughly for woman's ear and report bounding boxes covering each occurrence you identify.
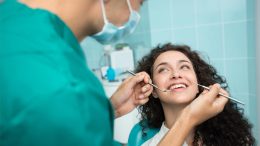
[152,91,159,98]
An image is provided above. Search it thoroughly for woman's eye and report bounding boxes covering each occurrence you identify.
[180,65,190,70]
[158,68,169,73]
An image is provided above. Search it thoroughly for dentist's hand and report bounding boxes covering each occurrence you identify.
[184,84,229,126]
[158,84,229,146]
[110,72,153,118]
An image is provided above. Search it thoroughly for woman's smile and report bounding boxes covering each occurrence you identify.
[168,82,188,92]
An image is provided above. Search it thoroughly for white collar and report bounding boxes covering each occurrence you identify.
[141,122,188,146]
[159,122,188,146]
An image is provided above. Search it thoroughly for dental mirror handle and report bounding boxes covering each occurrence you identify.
[126,70,169,92]
[197,84,245,105]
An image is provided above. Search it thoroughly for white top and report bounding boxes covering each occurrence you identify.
[141,123,188,146]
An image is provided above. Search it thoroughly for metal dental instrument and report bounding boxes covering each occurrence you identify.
[197,84,245,105]
[127,70,170,92]
[127,70,244,105]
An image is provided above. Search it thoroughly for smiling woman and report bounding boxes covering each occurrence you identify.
[134,43,255,146]
[151,50,199,106]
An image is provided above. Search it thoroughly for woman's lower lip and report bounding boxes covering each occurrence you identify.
[171,88,186,92]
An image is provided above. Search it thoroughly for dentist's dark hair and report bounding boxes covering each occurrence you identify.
[135,43,255,146]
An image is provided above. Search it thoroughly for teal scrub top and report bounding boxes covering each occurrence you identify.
[0,1,118,146]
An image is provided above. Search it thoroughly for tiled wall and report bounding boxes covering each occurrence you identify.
[81,0,258,141]
[257,0,260,143]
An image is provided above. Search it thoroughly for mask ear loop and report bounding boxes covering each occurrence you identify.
[126,0,141,23]
[126,0,133,12]
[100,0,109,24]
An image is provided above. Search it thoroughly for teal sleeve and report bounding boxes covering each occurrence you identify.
[0,53,114,146]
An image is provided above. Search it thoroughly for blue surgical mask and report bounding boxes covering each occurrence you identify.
[91,0,141,44]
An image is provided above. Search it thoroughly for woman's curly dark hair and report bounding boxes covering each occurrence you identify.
[135,43,255,146]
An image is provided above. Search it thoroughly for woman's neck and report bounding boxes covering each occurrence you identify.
[162,103,186,128]
[162,103,195,145]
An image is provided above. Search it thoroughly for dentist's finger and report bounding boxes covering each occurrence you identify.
[129,72,151,86]
[136,97,149,105]
[136,72,151,84]
[213,95,228,112]
[214,87,229,109]
[127,74,146,87]
[141,84,152,93]
[218,88,229,98]
[138,88,153,100]
[204,84,221,102]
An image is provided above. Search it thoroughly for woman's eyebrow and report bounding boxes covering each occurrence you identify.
[178,59,191,64]
[154,62,169,71]
[154,59,191,71]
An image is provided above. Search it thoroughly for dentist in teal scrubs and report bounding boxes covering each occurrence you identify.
[0,0,228,146]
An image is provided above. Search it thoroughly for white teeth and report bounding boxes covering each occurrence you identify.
[171,84,187,89]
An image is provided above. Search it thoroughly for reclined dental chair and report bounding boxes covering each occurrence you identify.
[127,121,160,146]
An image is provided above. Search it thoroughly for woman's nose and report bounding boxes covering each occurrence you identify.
[171,71,180,78]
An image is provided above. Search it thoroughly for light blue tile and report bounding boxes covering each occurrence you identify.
[124,36,152,66]
[246,0,255,20]
[197,24,223,59]
[221,0,246,21]
[209,59,225,76]
[247,95,259,142]
[224,22,247,58]
[124,31,151,47]
[248,95,257,122]
[148,0,171,30]
[80,38,104,69]
[150,30,172,47]
[171,0,195,28]
[225,59,249,96]
[233,92,249,112]
[124,32,152,64]
[247,21,256,58]
[133,45,152,65]
[135,1,150,34]
[196,0,221,25]
[248,58,256,95]
[172,28,196,49]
